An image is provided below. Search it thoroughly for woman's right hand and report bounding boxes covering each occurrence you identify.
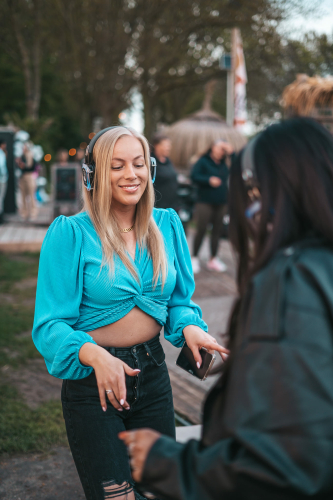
[209,176,222,187]
[79,343,140,412]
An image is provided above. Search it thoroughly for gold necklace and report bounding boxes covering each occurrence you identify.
[120,224,134,233]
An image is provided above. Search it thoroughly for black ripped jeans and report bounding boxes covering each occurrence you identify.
[61,334,175,500]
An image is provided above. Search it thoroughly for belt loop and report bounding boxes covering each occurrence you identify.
[144,343,152,357]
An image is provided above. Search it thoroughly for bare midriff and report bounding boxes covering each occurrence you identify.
[88,306,161,347]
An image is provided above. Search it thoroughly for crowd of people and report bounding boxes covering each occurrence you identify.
[31,118,333,499]
[0,142,89,223]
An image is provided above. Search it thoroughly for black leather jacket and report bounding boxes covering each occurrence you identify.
[141,240,333,499]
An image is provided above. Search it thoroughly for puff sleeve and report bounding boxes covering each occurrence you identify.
[164,209,208,346]
[32,216,97,379]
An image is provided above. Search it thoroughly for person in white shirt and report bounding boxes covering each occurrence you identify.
[0,140,8,224]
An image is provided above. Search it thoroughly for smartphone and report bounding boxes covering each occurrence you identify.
[176,342,216,381]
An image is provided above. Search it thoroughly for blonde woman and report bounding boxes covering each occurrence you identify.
[17,143,38,220]
[32,127,227,500]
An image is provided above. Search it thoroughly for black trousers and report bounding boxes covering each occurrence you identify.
[61,334,175,500]
[193,202,226,258]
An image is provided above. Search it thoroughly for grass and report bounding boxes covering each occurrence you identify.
[0,384,67,455]
[0,252,39,293]
[0,252,40,369]
[0,252,67,456]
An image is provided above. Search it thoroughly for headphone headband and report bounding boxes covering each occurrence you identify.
[85,126,119,166]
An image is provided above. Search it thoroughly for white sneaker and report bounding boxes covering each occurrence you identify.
[206,257,227,272]
[191,256,201,274]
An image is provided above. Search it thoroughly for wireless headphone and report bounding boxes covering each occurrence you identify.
[82,126,157,191]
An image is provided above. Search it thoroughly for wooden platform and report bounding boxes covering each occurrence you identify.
[0,224,47,252]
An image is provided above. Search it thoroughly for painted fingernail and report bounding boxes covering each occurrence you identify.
[120,399,125,405]
[197,362,201,369]
[117,408,123,411]
[102,406,107,412]
[134,369,141,372]
[126,406,130,410]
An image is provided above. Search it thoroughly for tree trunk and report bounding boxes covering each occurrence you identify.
[31,0,42,121]
[202,80,218,111]
[8,0,42,121]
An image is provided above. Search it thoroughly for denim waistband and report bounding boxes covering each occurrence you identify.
[101,332,161,357]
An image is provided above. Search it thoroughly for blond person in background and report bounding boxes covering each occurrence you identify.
[17,143,38,221]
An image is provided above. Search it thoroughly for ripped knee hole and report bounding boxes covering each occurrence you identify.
[102,479,134,499]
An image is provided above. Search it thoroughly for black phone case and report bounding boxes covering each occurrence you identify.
[176,342,216,380]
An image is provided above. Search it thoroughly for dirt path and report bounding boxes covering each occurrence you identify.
[0,358,85,500]
[0,447,84,500]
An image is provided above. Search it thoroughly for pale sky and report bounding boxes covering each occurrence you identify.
[281,0,333,39]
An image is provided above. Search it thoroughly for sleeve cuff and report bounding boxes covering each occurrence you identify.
[76,337,98,369]
[49,332,98,379]
[165,315,208,347]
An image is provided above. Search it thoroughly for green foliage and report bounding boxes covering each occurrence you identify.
[0,0,330,144]
[0,52,25,118]
[0,384,67,455]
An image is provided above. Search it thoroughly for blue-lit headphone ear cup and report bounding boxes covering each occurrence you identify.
[82,161,95,191]
[150,157,156,184]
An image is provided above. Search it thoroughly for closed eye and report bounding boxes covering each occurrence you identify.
[111,164,145,170]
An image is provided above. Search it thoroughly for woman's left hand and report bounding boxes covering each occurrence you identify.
[118,429,161,482]
[183,325,229,367]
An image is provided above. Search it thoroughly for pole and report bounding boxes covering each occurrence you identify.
[226,71,234,126]
[226,28,237,127]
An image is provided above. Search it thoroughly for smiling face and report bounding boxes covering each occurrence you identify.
[110,135,148,210]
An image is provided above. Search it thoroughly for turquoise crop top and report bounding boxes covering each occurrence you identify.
[32,208,208,380]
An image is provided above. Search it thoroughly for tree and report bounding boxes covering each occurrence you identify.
[3,0,45,121]
[118,0,287,137]
[49,0,136,134]
[122,0,326,132]
[0,0,326,145]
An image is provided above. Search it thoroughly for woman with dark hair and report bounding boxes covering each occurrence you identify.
[120,118,333,499]
[151,133,179,211]
[191,139,234,273]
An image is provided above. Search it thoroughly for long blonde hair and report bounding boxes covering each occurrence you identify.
[82,126,167,287]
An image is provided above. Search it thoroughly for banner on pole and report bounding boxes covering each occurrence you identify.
[234,30,247,131]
